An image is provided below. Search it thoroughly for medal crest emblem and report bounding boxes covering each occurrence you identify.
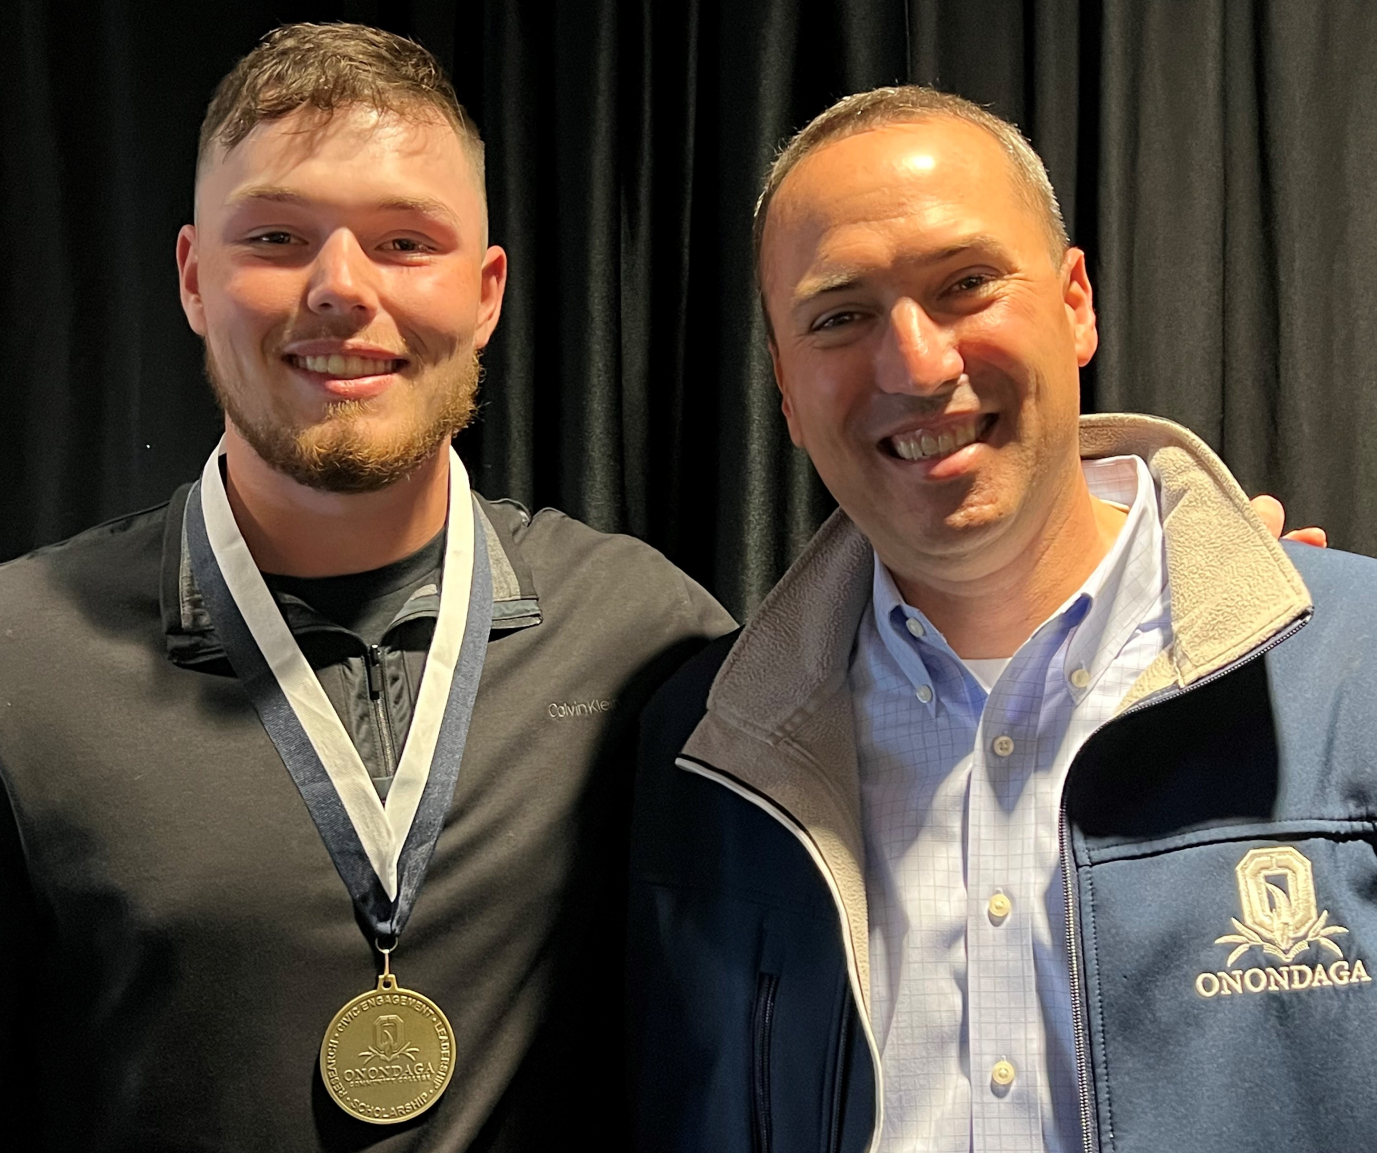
[363,1014,420,1063]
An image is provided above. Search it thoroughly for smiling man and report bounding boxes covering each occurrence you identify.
[0,24,731,1151]
[629,87,1377,1153]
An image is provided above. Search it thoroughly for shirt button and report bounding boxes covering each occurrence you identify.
[991,1060,1016,1088]
[1070,667,1091,689]
[905,618,926,638]
[992,735,1015,757]
[915,684,933,704]
[988,891,1012,921]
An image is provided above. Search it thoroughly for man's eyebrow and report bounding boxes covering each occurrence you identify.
[226,185,460,227]
[792,272,865,305]
[790,234,1016,309]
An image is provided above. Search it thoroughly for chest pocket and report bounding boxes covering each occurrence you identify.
[1075,829,1377,1153]
[749,961,869,1153]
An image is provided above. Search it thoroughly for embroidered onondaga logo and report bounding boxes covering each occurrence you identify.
[1195,845,1371,998]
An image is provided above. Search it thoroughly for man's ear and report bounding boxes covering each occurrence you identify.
[770,338,806,449]
[177,225,207,337]
[1062,247,1098,367]
[474,244,508,349]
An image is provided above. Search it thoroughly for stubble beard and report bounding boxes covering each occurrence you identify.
[204,345,481,494]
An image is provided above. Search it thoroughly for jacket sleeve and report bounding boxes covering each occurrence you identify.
[626,632,742,1149]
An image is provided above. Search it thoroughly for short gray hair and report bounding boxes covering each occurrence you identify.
[753,86,1069,338]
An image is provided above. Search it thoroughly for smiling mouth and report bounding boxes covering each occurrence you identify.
[286,354,407,379]
[885,414,997,461]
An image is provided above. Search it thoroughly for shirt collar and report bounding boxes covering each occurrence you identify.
[161,483,542,667]
[871,556,962,714]
[871,454,1168,710]
[1062,454,1169,700]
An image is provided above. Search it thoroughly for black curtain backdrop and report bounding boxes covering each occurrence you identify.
[6,1,1377,619]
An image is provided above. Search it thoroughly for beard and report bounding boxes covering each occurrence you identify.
[204,344,481,494]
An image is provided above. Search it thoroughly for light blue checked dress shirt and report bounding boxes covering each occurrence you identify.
[851,455,1171,1152]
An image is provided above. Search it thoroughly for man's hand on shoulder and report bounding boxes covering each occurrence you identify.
[1250,495,1328,547]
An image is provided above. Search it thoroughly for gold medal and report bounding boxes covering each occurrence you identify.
[319,952,455,1124]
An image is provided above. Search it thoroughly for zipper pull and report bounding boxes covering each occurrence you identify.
[367,644,384,700]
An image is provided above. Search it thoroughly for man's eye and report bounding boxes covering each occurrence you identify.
[248,231,297,245]
[813,310,860,331]
[384,237,430,253]
[949,273,994,294]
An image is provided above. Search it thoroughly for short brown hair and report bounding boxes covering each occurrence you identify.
[753,86,1068,337]
[197,22,484,192]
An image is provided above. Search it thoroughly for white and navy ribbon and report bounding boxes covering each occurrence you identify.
[184,443,492,940]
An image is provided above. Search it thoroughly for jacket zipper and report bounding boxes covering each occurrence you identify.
[1059,806,1099,1153]
[752,972,779,1153]
[674,756,885,1153]
[366,644,399,778]
[1058,611,1310,1153]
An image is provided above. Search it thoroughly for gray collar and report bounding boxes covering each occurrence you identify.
[161,485,541,665]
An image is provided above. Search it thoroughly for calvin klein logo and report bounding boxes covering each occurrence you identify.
[547,698,613,719]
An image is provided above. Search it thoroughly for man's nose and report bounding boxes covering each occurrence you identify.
[876,297,965,394]
[305,230,379,318]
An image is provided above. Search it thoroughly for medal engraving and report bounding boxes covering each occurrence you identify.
[319,972,455,1124]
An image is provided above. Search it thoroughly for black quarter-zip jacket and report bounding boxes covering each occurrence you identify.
[0,481,735,1153]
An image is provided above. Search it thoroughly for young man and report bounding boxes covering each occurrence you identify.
[629,87,1375,1153]
[0,24,732,1150]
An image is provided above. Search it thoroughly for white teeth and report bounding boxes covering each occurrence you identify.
[890,417,984,461]
[296,354,400,378]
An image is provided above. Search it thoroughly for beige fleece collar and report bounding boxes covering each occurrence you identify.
[701,412,1311,735]
[1079,413,1311,706]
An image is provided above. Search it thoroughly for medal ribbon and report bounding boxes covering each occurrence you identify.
[184,443,493,940]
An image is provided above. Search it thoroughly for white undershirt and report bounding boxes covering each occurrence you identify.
[962,657,1012,694]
